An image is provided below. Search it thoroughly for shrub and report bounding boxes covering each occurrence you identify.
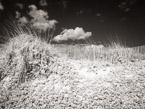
[0,33,56,87]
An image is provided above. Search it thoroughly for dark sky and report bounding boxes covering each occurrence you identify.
[0,0,145,46]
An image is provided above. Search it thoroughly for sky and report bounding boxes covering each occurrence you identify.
[0,0,145,46]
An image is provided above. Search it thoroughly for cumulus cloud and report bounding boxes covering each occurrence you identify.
[28,5,57,31]
[15,11,21,19]
[18,16,28,24]
[29,10,48,22]
[47,20,58,28]
[53,27,92,42]
[29,5,37,11]
[0,1,4,11]
[15,4,57,32]
[15,11,28,25]
[33,20,57,31]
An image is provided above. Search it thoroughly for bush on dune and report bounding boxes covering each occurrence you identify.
[0,18,58,83]
[0,33,56,88]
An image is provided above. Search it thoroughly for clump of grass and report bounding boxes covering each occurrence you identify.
[0,19,58,85]
[1,34,53,84]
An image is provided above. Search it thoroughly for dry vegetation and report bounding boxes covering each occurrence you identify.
[0,22,145,109]
[52,44,145,63]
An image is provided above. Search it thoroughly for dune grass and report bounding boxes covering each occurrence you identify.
[0,19,56,84]
[52,42,145,63]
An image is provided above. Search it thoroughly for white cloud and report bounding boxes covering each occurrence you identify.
[28,5,57,31]
[0,1,4,11]
[33,20,57,31]
[15,4,57,34]
[29,9,48,22]
[29,5,37,11]
[28,5,48,21]
[48,20,58,28]
[15,11,28,24]
[15,11,21,19]
[33,22,50,31]
[18,16,28,24]
[53,27,92,42]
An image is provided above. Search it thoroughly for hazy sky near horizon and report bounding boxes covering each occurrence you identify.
[0,0,145,46]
